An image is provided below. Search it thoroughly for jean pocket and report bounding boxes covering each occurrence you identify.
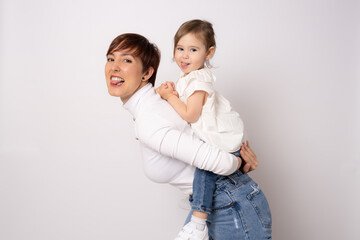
[247,184,272,228]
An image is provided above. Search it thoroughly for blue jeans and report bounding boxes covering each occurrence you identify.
[189,168,272,239]
[191,150,242,214]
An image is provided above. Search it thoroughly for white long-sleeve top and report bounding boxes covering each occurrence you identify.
[123,83,239,195]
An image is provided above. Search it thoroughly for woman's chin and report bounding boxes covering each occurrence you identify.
[108,89,121,97]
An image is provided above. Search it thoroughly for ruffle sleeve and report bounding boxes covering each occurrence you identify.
[181,69,216,100]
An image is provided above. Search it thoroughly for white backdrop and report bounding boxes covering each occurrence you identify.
[0,0,359,239]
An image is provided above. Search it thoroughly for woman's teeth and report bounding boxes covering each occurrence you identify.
[111,77,124,81]
[111,76,125,85]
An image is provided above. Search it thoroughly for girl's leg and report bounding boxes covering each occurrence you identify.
[191,150,240,216]
[174,168,216,240]
[191,167,217,215]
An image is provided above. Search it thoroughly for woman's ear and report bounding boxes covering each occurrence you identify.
[142,67,154,81]
[206,46,215,60]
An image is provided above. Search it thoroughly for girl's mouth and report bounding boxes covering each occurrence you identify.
[180,62,190,69]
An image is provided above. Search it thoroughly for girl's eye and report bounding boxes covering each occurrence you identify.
[190,48,197,52]
[177,47,184,51]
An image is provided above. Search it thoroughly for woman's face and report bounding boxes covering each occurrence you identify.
[105,49,147,103]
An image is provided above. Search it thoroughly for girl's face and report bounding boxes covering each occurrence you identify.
[105,50,148,103]
[174,33,214,76]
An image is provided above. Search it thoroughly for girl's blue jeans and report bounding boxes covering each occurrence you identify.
[191,150,242,214]
[189,151,272,239]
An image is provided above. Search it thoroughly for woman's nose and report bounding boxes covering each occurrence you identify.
[111,61,120,71]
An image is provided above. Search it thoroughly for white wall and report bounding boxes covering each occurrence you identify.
[0,0,359,239]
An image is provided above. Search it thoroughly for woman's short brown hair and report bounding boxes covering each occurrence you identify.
[106,33,161,86]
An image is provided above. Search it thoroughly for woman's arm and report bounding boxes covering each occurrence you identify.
[136,114,240,175]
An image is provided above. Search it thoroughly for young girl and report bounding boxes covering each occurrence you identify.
[157,20,258,240]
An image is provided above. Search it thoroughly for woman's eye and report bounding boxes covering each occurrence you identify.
[107,57,114,62]
[124,59,132,63]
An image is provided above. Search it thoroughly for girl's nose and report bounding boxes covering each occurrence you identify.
[183,50,189,59]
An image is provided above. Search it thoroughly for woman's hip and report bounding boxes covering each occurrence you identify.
[207,170,272,239]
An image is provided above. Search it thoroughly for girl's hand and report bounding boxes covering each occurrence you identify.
[156,82,177,100]
[167,81,179,97]
[239,141,259,173]
[173,90,179,97]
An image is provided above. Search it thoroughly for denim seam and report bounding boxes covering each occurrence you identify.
[214,176,250,192]
[215,179,232,190]
[227,191,250,236]
[246,185,272,229]
[246,184,260,200]
[211,201,234,211]
[227,177,252,192]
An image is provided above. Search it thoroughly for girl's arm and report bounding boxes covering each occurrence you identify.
[157,82,208,123]
[167,91,207,123]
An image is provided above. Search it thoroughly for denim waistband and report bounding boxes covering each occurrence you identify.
[217,169,251,187]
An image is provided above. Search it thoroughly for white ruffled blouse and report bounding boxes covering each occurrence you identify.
[176,68,244,152]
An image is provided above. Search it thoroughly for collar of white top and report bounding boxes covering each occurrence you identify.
[123,83,153,119]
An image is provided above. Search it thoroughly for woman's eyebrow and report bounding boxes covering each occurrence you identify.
[107,52,135,58]
[120,53,135,58]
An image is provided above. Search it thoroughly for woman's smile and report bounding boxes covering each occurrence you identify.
[110,76,125,86]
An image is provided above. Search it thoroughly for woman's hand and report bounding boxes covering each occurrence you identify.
[239,141,259,173]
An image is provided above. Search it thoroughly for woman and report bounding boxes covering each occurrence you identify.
[105,33,272,240]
